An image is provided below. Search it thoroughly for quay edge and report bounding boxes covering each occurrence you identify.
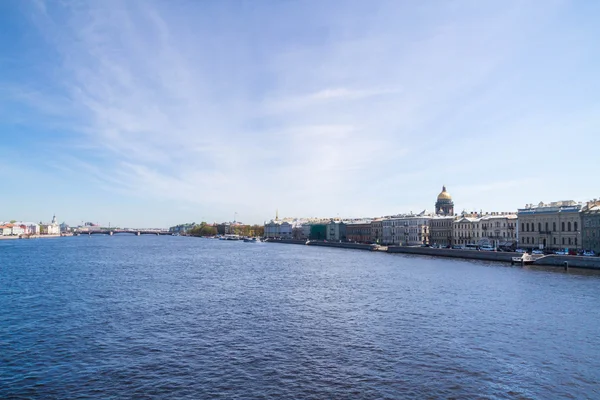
[264,239,377,251]
[387,246,600,270]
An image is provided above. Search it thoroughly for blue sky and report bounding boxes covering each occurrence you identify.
[1,0,599,228]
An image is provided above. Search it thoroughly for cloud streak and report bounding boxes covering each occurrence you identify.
[1,0,598,225]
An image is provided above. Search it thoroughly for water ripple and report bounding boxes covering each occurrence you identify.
[1,236,600,399]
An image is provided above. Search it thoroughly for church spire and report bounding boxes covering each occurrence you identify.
[275,209,279,221]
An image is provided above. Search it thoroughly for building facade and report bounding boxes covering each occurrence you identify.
[453,216,480,246]
[393,215,431,246]
[326,220,346,241]
[480,214,518,249]
[309,224,327,240]
[264,220,293,239]
[582,201,600,254]
[11,225,25,236]
[517,201,582,251]
[430,216,454,247]
[169,223,196,234]
[301,224,312,239]
[370,219,383,244]
[382,218,400,245]
[346,222,372,243]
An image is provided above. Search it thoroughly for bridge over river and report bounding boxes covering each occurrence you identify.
[77,229,171,236]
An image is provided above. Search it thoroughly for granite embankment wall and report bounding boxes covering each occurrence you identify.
[265,239,307,245]
[265,240,376,251]
[307,241,376,251]
[265,240,600,269]
[387,246,600,269]
[387,246,517,262]
[533,255,600,269]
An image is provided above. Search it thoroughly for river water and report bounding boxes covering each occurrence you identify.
[1,236,599,399]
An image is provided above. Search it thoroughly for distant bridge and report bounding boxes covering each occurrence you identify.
[77,229,172,236]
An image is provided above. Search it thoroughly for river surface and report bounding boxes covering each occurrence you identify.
[1,236,599,399]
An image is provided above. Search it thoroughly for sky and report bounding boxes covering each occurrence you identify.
[1,0,599,228]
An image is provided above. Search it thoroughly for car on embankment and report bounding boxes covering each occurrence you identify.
[480,246,495,251]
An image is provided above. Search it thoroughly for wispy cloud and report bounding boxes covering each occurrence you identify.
[2,0,598,225]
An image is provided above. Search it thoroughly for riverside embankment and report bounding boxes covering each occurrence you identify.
[0,234,62,240]
[264,239,377,251]
[387,246,600,270]
[264,240,600,270]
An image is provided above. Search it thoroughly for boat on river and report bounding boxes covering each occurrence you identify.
[220,234,242,240]
[511,253,545,265]
[512,254,534,265]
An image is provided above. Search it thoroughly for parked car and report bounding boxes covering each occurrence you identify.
[515,248,526,253]
[452,245,464,250]
[480,245,495,251]
[532,249,544,255]
[583,250,597,257]
[555,250,568,255]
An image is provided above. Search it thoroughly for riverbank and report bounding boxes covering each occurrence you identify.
[264,239,377,251]
[263,240,600,270]
[386,246,600,270]
[0,234,62,240]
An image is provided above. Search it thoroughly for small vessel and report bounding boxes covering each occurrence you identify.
[512,253,538,265]
[221,234,242,240]
[243,237,259,243]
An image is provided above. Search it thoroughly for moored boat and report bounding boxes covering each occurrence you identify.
[512,254,532,265]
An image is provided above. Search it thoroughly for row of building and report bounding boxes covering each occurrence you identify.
[264,186,600,254]
[0,215,61,236]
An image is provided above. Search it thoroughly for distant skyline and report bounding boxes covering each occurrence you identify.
[1,0,599,227]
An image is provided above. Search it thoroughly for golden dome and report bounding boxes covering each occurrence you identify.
[437,185,452,201]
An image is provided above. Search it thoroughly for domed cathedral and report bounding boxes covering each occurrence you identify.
[435,185,454,216]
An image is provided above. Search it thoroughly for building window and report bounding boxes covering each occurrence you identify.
[553,222,556,231]
[553,237,556,245]
[562,222,565,231]
[538,223,542,232]
[569,237,572,245]
[575,237,578,246]
[562,237,565,245]
[521,223,525,232]
[545,222,548,231]
[574,221,578,231]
